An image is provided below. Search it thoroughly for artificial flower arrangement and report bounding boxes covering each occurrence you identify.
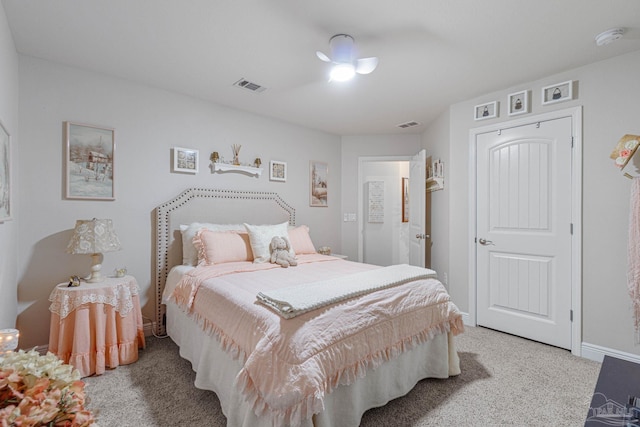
[0,349,97,426]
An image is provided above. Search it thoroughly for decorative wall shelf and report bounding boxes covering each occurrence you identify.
[426,177,444,192]
[212,163,263,177]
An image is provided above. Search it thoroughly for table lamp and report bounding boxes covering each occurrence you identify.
[66,218,122,283]
[0,328,19,355]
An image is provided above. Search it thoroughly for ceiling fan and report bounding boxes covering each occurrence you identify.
[316,34,379,82]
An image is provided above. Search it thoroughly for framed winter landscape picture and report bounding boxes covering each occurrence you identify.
[65,122,115,200]
[0,120,10,221]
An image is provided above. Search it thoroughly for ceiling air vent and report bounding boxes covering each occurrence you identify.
[233,78,266,93]
[397,121,421,129]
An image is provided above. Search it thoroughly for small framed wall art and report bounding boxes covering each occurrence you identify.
[0,119,10,221]
[508,90,529,116]
[542,80,573,105]
[310,160,328,207]
[402,177,409,223]
[474,101,498,121]
[65,122,115,200]
[173,147,199,174]
[269,160,287,182]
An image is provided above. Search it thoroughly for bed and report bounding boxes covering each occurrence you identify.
[154,188,463,427]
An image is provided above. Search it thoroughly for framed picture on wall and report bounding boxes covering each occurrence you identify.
[0,119,11,221]
[402,177,409,223]
[508,90,529,116]
[310,160,328,207]
[474,101,498,121]
[542,80,573,105]
[65,122,115,200]
[173,147,199,174]
[269,160,287,182]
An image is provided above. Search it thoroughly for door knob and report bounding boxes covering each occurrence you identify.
[478,238,494,246]
[416,234,430,239]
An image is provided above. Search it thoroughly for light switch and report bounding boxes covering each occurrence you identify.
[343,213,357,222]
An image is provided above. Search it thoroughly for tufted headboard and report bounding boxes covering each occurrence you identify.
[153,188,295,334]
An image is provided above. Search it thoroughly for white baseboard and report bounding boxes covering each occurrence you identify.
[143,321,157,337]
[458,311,640,364]
[461,312,474,327]
[581,342,640,364]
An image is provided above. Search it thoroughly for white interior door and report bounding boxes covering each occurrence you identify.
[476,117,573,349]
[409,150,426,267]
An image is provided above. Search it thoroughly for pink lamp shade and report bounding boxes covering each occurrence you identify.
[0,328,19,354]
[67,218,121,283]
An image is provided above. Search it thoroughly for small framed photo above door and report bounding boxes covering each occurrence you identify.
[474,101,498,121]
[542,80,573,105]
[508,90,529,116]
[269,160,287,182]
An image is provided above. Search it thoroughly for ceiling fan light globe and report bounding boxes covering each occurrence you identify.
[330,63,355,82]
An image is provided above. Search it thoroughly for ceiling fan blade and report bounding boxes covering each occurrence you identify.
[316,51,331,62]
[355,57,379,74]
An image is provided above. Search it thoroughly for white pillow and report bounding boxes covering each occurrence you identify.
[180,223,244,265]
[243,222,291,263]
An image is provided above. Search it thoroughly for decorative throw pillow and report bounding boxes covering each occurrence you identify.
[193,229,253,265]
[288,225,317,254]
[243,222,291,263]
[180,223,244,265]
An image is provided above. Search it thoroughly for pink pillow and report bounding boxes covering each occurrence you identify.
[288,225,317,254]
[194,229,253,265]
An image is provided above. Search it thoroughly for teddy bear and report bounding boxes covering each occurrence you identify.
[269,236,298,268]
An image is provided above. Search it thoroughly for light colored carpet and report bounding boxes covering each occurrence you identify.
[83,326,600,426]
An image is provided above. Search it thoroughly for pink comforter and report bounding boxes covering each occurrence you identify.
[170,255,463,426]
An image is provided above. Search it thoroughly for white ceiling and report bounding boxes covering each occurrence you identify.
[3,0,640,135]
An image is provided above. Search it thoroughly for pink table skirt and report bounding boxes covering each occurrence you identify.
[49,295,146,377]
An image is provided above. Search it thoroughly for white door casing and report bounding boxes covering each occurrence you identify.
[473,112,580,351]
[409,149,426,267]
[357,156,412,264]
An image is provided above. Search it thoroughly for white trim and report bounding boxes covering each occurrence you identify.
[144,321,157,337]
[460,311,473,327]
[582,342,640,364]
[468,106,583,356]
[357,155,412,263]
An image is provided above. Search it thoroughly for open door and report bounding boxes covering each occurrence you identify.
[409,150,428,267]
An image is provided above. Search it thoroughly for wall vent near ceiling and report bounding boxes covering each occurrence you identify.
[233,78,266,93]
[397,121,421,129]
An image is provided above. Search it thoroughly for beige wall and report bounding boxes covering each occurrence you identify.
[16,56,342,348]
[445,50,640,355]
[0,4,19,330]
[421,110,451,286]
